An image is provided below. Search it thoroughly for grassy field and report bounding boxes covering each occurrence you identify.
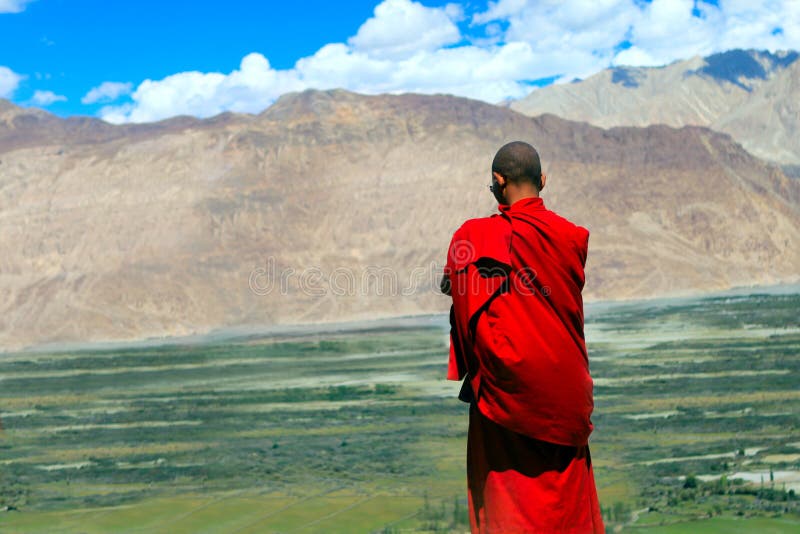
[1,288,799,532]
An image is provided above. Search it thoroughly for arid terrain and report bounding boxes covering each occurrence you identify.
[511,49,800,168]
[1,88,799,349]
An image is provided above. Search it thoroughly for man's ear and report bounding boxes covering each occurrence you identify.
[540,173,547,191]
[492,171,506,187]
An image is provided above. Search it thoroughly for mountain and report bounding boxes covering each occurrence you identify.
[0,98,239,151]
[1,91,799,349]
[510,49,800,168]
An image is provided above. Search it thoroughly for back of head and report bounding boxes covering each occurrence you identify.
[492,141,542,190]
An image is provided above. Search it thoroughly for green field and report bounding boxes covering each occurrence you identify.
[1,288,799,532]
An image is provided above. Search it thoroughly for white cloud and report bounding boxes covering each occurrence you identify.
[473,0,641,78]
[97,103,134,125]
[612,46,661,67]
[706,0,798,57]
[99,0,800,124]
[0,0,33,13]
[474,0,800,70]
[348,0,462,59]
[472,0,527,25]
[0,66,24,98]
[616,0,715,65]
[101,53,305,123]
[297,42,538,101]
[81,81,133,104]
[605,0,800,67]
[30,90,67,106]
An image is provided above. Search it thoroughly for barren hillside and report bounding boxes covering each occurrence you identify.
[1,90,798,349]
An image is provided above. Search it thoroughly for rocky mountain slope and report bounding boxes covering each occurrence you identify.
[511,49,800,168]
[1,91,798,349]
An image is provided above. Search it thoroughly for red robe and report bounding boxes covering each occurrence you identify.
[444,196,604,533]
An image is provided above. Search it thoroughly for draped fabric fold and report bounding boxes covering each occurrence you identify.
[444,196,604,533]
[445,197,594,447]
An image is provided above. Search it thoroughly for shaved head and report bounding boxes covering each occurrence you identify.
[492,141,542,190]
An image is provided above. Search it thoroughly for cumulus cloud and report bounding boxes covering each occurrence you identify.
[348,0,462,59]
[30,90,67,106]
[99,0,800,124]
[0,0,33,13]
[299,40,540,100]
[473,0,800,71]
[100,53,305,123]
[614,3,711,66]
[0,66,24,98]
[81,81,133,104]
[475,0,638,78]
[612,46,661,67]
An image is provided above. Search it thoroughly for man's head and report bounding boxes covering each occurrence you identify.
[490,141,545,205]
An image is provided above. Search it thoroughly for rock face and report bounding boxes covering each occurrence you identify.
[511,49,800,166]
[1,90,799,349]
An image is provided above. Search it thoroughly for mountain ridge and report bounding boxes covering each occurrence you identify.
[2,90,798,349]
[511,48,800,166]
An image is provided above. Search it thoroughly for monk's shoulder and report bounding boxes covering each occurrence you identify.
[455,214,510,240]
[538,209,589,264]
[543,208,589,241]
[449,214,512,269]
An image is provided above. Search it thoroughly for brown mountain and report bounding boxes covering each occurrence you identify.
[511,49,800,168]
[1,90,798,350]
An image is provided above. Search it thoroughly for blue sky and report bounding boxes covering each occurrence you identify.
[1,0,399,115]
[1,0,797,123]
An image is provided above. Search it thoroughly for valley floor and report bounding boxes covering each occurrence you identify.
[1,289,799,532]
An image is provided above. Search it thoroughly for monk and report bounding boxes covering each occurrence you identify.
[441,141,604,533]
